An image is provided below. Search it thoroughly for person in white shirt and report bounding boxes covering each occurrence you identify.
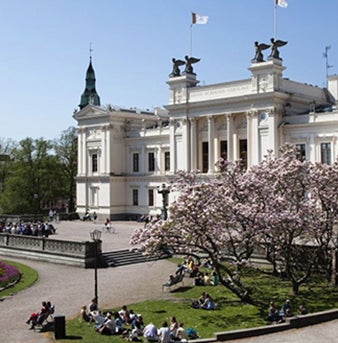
[158,321,171,343]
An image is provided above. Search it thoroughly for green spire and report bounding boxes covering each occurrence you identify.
[79,57,101,109]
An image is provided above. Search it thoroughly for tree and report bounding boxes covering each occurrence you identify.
[131,169,257,304]
[0,138,61,214]
[53,126,78,212]
[0,138,15,195]
[248,145,325,295]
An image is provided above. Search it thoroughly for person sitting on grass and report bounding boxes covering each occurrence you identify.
[143,322,159,342]
[282,299,291,317]
[210,271,219,286]
[114,311,124,334]
[92,310,105,331]
[158,321,171,343]
[175,322,188,341]
[267,301,279,322]
[80,305,91,323]
[98,312,116,335]
[199,293,215,310]
[131,314,144,336]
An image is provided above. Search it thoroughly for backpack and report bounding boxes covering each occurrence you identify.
[186,327,198,339]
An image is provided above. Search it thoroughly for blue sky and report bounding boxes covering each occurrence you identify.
[0,0,337,141]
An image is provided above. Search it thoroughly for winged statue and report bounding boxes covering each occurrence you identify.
[268,38,288,60]
[251,41,270,63]
[184,55,200,74]
[169,58,185,77]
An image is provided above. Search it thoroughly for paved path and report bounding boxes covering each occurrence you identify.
[0,220,337,343]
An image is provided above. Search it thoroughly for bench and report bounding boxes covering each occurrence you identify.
[162,273,185,291]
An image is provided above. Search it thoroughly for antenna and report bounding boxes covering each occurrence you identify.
[323,45,333,86]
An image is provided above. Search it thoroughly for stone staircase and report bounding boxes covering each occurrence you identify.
[102,249,169,268]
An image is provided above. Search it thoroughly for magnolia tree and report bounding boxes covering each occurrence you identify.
[247,145,328,294]
[130,144,338,302]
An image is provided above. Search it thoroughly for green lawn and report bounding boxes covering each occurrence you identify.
[0,259,38,299]
[56,267,338,343]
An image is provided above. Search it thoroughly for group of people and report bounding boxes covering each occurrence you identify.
[267,299,307,323]
[143,317,189,343]
[0,220,56,237]
[192,292,216,310]
[26,300,55,330]
[80,300,192,342]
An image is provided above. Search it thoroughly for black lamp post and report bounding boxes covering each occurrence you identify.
[157,183,170,220]
[90,229,102,306]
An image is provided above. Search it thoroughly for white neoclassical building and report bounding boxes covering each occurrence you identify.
[73,53,338,220]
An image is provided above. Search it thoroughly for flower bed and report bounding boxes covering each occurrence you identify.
[0,261,20,289]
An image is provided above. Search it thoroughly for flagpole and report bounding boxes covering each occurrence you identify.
[190,24,193,56]
[274,1,277,39]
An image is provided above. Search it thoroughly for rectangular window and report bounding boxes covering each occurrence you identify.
[220,140,227,160]
[164,151,170,171]
[132,189,139,206]
[148,152,155,172]
[92,154,98,173]
[133,153,139,172]
[202,142,209,173]
[321,143,331,165]
[148,189,154,206]
[239,139,247,169]
[296,144,306,160]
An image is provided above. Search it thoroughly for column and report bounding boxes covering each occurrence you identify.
[268,108,280,155]
[106,125,111,174]
[101,126,107,174]
[169,119,176,173]
[190,118,197,170]
[182,118,190,171]
[246,112,252,167]
[77,128,84,175]
[208,116,215,173]
[226,113,234,161]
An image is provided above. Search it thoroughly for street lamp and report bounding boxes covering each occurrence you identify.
[90,229,102,306]
[157,183,170,220]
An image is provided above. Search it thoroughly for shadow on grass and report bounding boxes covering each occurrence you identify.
[63,335,83,340]
[170,286,193,293]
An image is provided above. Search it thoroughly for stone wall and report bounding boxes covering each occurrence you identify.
[0,233,101,268]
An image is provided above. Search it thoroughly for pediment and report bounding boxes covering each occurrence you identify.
[73,105,108,120]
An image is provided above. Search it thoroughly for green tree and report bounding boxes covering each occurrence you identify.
[0,138,60,214]
[53,126,78,212]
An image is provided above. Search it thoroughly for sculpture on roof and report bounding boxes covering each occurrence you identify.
[169,58,185,77]
[268,38,288,60]
[183,55,200,74]
[251,41,270,63]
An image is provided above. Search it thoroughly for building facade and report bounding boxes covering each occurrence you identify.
[73,54,338,220]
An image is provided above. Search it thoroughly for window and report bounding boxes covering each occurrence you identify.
[202,142,208,173]
[92,154,98,173]
[220,140,227,160]
[148,152,155,172]
[296,144,306,160]
[164,151,170,171]
[239,139,247,169]
[133,153,139,172]
[148,189,154,206]
[132,189,139,206]
[321,143,331,165]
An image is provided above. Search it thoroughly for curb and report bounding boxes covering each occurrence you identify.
[191,308,338,342]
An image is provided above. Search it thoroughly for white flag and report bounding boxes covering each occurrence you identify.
[276,0,288,8]
[192,12,208,25]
